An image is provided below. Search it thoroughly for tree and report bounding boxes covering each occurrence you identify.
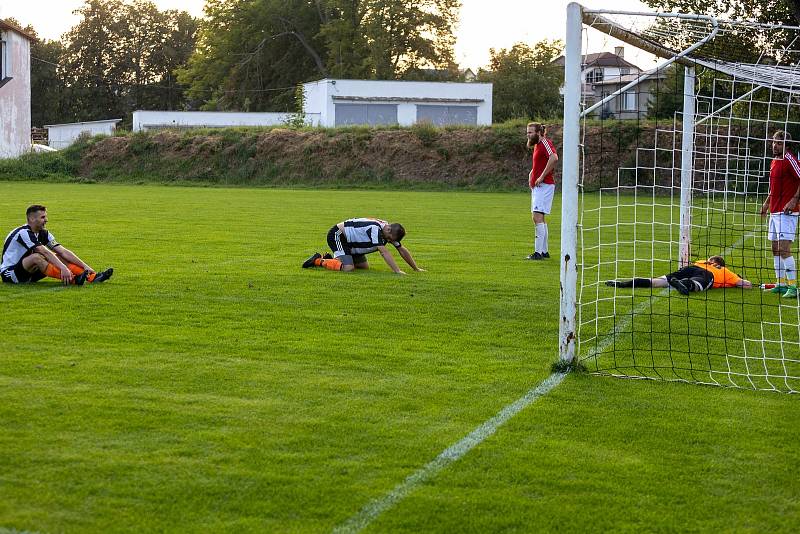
[178,0,462,111]
[478,40,564,123]
[645,0,800,24]
[61,0,198,121]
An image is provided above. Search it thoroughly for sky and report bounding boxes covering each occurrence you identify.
[0,0,656,70]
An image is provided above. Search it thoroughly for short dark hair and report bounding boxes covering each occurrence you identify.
[26,205,46,217]
[389,223,405,242]
[708,255,726,267]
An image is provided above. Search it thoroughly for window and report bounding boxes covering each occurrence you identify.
[620,68,630,76]
[0,37,7,81]
[335,104,398,126]
[586,68,604,84]
[623,90,637,111]
[416,105,478,126]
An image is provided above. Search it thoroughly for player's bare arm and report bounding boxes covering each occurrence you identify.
[33,245,73,284]
[378,246,405,275]
[535,153,559,186]
[397,245,424,271]
[53,245,94,273]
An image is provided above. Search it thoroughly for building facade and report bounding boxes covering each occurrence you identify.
[303,79,493,127]
[45,119,122,149]
[555,47,663,120]
[0,20,34,159]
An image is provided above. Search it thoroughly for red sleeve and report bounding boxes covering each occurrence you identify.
[787,152,800,180]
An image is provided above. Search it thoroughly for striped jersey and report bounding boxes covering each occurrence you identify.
[531,137,557,187]
[1,225,59,271]
[342,218,400,255]
[769,151,800,213]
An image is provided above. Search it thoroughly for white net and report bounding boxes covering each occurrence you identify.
[576,9,800,392]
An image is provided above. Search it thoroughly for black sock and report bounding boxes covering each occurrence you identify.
[607,278,651,288]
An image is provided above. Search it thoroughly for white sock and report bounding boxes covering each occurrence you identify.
[542,223,549,253]
[775,256,784,282]
[535,223,546,253]
[785,256,796,285]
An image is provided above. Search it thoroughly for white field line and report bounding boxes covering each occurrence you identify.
[335,232,756,533]
[333,371,568,534]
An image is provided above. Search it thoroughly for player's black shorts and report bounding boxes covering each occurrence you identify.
[665,265,713,291]
[1,260,45,284]
[326,226,367,265]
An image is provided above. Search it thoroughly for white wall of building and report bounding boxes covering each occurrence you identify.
[0,28,32,159]
[302,79,493,127]
[132,111,320,132]
[45,119,121,150]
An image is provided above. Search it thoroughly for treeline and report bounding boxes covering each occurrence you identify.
[14,0,566,127]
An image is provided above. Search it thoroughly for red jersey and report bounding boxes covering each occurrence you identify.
[768,151,800,213]
[530,137,557,188]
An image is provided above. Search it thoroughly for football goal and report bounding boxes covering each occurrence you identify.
[559,3,800,392]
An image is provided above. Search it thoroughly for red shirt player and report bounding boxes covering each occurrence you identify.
[525,122,559,260]
[760,130,800,297]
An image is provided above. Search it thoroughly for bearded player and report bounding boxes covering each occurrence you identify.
[525,122,559,260]
[760,130,800,298]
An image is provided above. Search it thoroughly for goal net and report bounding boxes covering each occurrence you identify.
[560,4,800,392]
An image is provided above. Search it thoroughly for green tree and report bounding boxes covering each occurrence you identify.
[61,0,198,121]
[478,40,564,123]
[644,0,800,25]
[178,0,462,111]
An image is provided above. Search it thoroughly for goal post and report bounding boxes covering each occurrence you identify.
[559,3,800,392]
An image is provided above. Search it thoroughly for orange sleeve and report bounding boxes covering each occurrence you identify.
[719,267,741,288]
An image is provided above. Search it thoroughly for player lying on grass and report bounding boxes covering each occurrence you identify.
[302,218,424,275]
[605,256,752,294]
[1,205,113,286]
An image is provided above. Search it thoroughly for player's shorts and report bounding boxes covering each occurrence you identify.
[1,260,45,284]
[768,213,799,241]
[326,226,367,265]
[665,265,714,292]
[531,183,556,214]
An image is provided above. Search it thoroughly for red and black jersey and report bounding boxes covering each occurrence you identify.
[769,151,800,213]
[530,137,557,188]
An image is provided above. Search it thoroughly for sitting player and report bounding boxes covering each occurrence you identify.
[302,218,424,275]
[605,256,752,294]
[1,204,113,286]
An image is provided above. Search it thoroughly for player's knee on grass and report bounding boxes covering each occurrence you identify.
[23,253,47,272]
[339,255,356,272]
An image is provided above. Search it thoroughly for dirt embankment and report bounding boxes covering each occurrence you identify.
[67,123,651,190]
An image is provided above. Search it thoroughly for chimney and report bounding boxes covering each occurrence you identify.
[614,46,624,58]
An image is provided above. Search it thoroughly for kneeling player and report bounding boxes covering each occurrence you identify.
[302,218,424,275]
[605,256,752,294]
[1,205,113,286]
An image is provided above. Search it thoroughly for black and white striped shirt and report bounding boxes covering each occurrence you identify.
[342,218,400,255]
[1,225,59,271]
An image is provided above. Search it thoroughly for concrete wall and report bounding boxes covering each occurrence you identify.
[132,111,321,132]
[0,29,31,159]
[46,120,121,150]
[303,79,493,127]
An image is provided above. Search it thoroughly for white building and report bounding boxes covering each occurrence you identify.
[132,110,320,132]
[45,119,122,149]
[554,47,664,120]
[302,79,493,127]
[0,19,35,159]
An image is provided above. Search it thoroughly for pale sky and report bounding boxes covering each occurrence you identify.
[0,0,656,70]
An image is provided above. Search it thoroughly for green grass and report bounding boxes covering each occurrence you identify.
[0,183,798,532]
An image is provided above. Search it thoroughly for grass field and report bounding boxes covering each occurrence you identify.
[1,183,799,532]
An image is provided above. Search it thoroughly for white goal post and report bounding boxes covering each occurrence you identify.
[559,3,800,392]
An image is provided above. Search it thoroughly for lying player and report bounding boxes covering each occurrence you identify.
[605,256,752,294]
[1,205,113,286]
[302,218,424,275]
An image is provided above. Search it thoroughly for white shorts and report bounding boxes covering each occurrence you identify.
[768,213,798,241]
[531,183,555,214]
